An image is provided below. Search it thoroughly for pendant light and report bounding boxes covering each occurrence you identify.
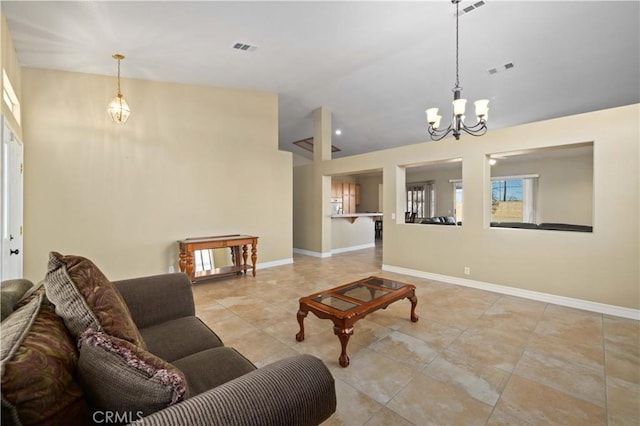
[426,0,489,140]
[107,54,131,124]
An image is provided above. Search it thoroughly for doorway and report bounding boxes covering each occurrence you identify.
[1,115,23,280]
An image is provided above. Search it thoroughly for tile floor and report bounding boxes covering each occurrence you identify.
[191,244,639,425]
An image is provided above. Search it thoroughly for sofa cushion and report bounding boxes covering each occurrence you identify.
[172,347,255,396]
[44,252,146,348]
[1,288,90,425]
[77,329,187,419]
[0,279,33,321]
[140,316,224,362]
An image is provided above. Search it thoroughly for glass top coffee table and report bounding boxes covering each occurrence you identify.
[296,276,418,367]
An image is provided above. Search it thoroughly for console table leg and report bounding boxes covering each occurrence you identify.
[242,244,248,275]
[334,325,354,367]
[178,251,187,274]
[251,242,257,277]
[408,293,419,322]
[185,252,194,282]
[295,308,308,341]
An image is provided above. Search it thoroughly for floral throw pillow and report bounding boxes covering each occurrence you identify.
[44,252,146,349]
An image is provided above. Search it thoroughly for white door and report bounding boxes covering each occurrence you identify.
[1,115,23,280]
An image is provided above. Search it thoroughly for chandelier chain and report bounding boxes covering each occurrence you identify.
[117,58,122,96]
[455,0,460,89]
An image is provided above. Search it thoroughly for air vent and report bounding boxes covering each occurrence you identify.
[293,137,340,153]
[488,62,515,75]
[231,42,258,52]
[457,0,486,16]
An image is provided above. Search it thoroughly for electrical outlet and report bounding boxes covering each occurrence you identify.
[464,267,470,275]
[169,266,175,273]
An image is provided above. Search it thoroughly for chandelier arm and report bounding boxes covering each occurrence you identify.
[428,125,454,141]
[459,125,488,137]
[460,120,487,131]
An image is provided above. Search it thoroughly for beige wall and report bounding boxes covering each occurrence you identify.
[356,174,383,213]
[293,164,319,251]
[1,14,22,138]
[293,105,639,309]
[22,68,292,281]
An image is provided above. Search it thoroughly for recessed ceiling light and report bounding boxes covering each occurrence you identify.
[335,129,342,136]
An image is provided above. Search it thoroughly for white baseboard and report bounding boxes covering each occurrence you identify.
[331,243,376,254]
[292,248,332,258]
[382,264,639,320]
[257,258,293,269]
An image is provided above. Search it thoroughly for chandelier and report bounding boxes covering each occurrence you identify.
[107,54,131,124]
[426,0,489,141]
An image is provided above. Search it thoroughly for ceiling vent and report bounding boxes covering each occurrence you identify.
[488,62,515,75]
[293,137,341,153]
[231,42,258,52]
[457,1,486,16]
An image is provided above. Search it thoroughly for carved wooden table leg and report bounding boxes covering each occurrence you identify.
[334,325,354,367]
[179,250,187,274]
[296,307,308,341]
[408,293,419,322]
[185,251,194,282]
[241,244,249,275]
[251,241,257,277]
[229,247,240,275]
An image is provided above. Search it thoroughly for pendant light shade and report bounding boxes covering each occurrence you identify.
[108,54,130,124]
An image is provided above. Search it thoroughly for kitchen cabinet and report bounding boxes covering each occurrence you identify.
[332,180,361,214]
[342,183,356,214]
[331,181,343,198]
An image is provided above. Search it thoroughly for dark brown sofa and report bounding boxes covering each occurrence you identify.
[1,257,336,426]
[113,273,337,425]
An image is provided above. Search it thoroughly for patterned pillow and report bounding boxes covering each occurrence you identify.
[1,289,90,425]
[0,279,33,321]
[77,329,187,419]
[44,252,146,349]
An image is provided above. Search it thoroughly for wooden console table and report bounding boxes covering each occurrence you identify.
[177,234,258,283]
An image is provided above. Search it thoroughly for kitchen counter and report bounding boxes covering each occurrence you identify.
[331,213,382,223]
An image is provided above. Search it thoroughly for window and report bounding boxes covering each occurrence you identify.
[2,89,12,112]
[406,181,434,220]
[2,70,21,125]
[491,175,538,223]
[453,181,463,223]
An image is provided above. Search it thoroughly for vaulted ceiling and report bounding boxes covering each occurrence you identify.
[2,1,639,158]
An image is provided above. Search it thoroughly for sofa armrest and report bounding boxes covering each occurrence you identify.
[113,273,195,329]
[133,354,336,426]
